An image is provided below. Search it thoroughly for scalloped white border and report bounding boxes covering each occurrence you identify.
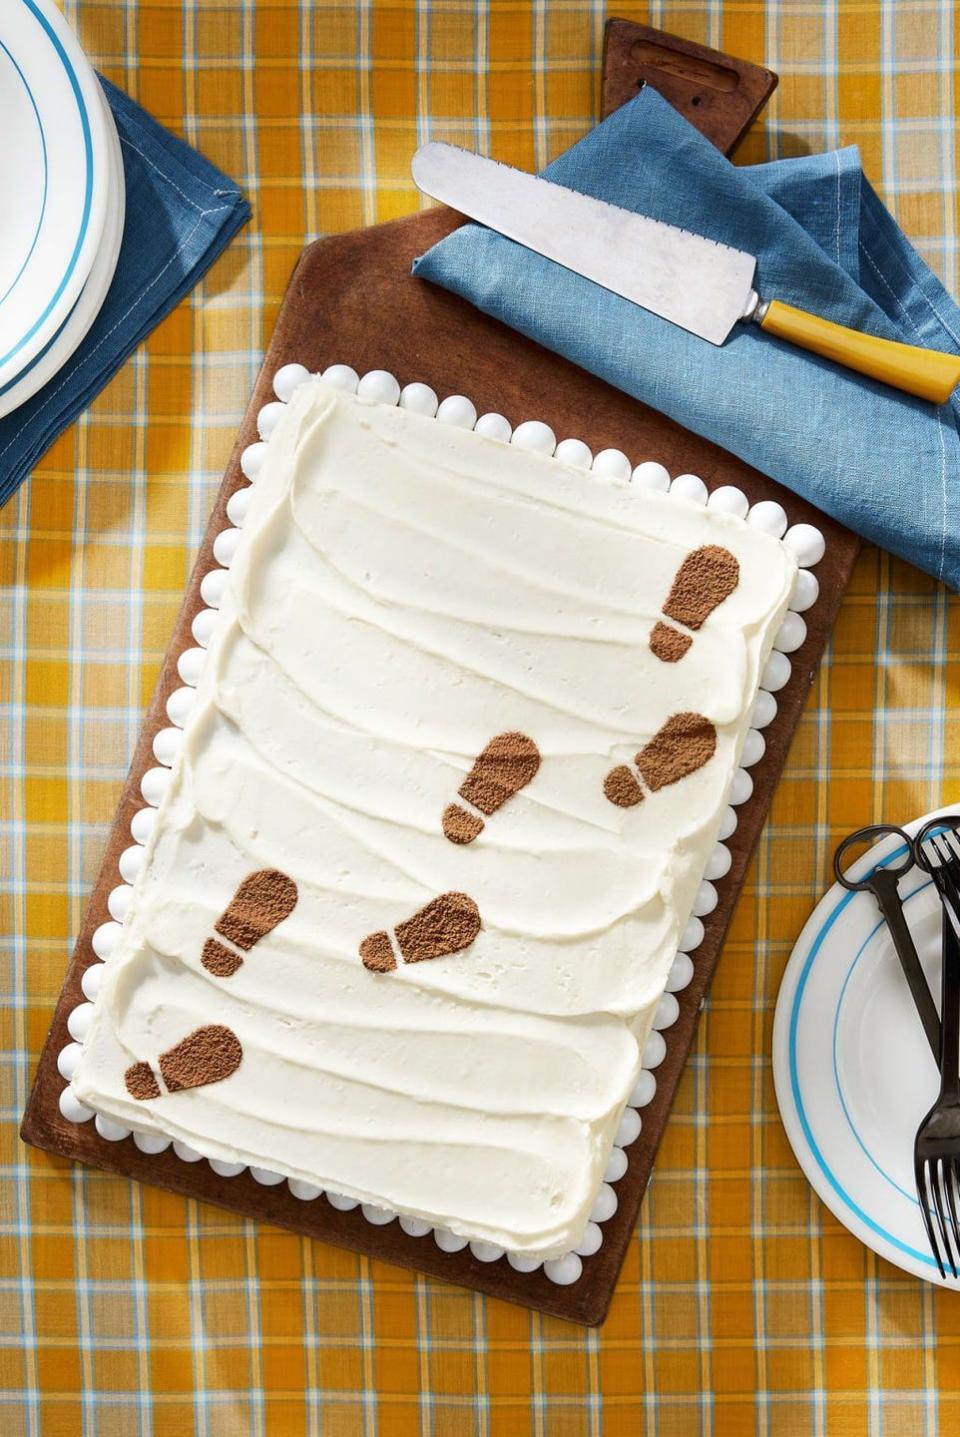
[57,362,825,1289]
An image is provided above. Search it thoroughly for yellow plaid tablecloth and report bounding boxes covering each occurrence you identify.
[3,2,960,1432]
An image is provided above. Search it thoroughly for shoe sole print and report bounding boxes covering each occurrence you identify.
[202,869,298,977]
[125,870,299,1101]
[125,1025,243,1100]
[604,712,717,809]
[442,732,540,845]
[360,732,540,976]
[361,892,481,973]
[649,545,739,662]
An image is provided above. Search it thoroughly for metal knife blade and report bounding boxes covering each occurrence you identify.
[412,142,759,345]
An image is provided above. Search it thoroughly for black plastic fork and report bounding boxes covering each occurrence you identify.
[914,828,960,1279]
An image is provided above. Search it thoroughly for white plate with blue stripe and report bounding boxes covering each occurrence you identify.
[0,78,123,420]
[0,0,112,391]
[773,806,960,1287]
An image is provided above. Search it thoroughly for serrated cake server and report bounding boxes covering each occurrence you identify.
[412,142,960,405]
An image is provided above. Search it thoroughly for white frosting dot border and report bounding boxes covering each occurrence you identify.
[59,362,826,1285]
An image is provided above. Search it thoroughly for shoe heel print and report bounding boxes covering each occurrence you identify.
[202,869,298,977]
[604,712,717,809]
[649,545,739,663]
[442,732,540,845]
[125,1025,243,1100]
[361,892,481,973]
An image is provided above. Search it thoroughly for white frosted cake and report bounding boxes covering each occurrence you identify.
[71,376,802,1265]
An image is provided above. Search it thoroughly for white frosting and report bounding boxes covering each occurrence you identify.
[72,380,796,1259]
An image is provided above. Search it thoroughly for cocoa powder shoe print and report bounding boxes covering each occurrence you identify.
[201,869,298,978]
[649,545,739,663]
[442,732,540,845]
[361,892,481,974]
[604,712,717,809]
[125,1025,243,1100]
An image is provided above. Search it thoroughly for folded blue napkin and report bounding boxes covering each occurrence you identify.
[0,76,250,509]
[414,88,960,589]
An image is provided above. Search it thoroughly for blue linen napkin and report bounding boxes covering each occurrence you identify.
[0,76,250,509]
[413,87,960,589]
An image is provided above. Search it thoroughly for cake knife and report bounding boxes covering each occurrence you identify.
[412,142,960,405]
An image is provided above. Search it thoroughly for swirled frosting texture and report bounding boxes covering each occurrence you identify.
[74,382,796,1257]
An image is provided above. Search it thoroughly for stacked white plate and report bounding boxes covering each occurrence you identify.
[0,0,125,420]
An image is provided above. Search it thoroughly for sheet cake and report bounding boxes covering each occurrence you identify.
[70,376,800,1265]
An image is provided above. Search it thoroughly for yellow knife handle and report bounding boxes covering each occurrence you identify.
[758,299,960,404]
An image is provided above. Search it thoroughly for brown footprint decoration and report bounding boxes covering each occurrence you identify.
[360,892,481,974]
[604,712,717,809]
[201,869,298,977]
[442,732,541,844]
[125,1025,243,1100]
[649,545,739,663]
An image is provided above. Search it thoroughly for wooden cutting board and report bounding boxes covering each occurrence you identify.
[602,17,777,149]
[22,21,858,1326]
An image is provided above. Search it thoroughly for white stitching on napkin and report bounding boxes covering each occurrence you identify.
[936,412,948,582]
[118,134,238,216]
[858,244,950,581]
[861,233,960,352]
[834,150,842,268]
[0,205,228,464]
[859,244,923,339]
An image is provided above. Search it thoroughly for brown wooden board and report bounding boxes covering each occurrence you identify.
[602,16,777,143]
[22,29,858,1327]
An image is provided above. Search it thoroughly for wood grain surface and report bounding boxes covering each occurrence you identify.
[602,17,777,143]
[22,22,858,1326]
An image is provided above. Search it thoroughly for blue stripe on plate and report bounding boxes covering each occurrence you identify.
[831,880,934,1206]
[0,0,94,369]
[787,839,940,1268]
[0,36,48,309]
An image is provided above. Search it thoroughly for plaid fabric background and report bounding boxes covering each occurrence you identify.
[2,1,960,1432]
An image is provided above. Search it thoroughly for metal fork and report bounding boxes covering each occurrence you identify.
[914,828,960,1278]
